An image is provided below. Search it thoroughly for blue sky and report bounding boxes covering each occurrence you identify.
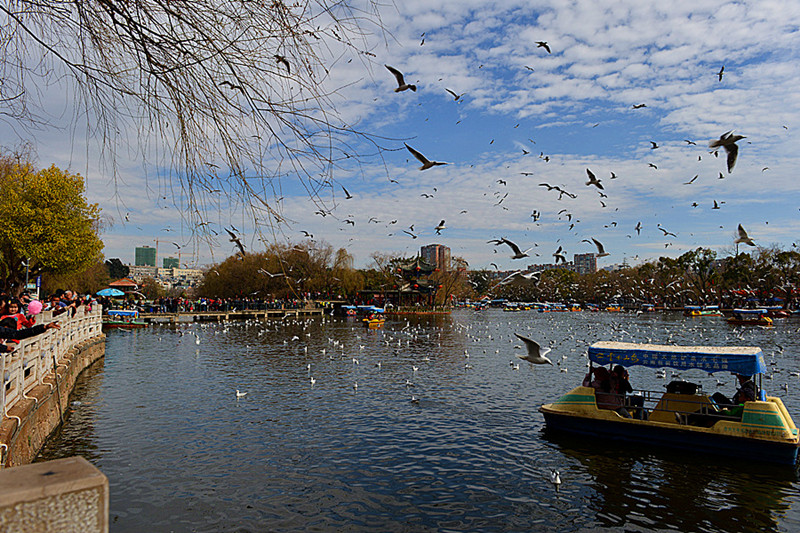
[3,1,800,270]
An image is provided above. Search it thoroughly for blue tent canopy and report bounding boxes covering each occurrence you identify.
[97,288,125,297]
[107,309,138,318]
[588,341,766,375]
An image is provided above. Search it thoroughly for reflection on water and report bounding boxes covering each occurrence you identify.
[37,311,800,532]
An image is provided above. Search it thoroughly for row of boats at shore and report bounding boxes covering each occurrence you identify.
[458,300,795,327]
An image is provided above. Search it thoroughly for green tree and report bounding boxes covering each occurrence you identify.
[0,158,103,294]
[42,259,110,296]
[105,258,130,279]
[139,277,165,300]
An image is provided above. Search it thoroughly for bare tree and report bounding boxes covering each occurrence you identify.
[0,1,387,236]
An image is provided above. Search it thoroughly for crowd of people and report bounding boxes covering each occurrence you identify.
[107,296,311,314]
[0,290,70,353]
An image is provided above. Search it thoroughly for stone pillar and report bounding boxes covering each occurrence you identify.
[0,456,108,532]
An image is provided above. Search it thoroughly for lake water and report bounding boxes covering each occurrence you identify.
[38,310,800,532]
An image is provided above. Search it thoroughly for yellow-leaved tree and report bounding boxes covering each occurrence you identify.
[0,157,103,294]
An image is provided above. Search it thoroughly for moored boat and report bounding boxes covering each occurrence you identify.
[103,309,149,329]
[539,341,799,465]
[726,308,773,327]
[760,306,790,318]
[684,305,722,317]
[362,308,385,328]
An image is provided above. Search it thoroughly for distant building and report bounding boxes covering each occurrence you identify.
[163,257,179,269]
[420,244,451,271]
[573,253,597,275]
[135,246,156,267]
[128,265,158,281]
[528,262,575,273]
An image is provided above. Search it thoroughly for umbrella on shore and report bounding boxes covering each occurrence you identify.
[97,288,125,297]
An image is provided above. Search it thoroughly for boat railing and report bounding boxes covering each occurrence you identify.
[601,388,745,425]
[1,304,103,421]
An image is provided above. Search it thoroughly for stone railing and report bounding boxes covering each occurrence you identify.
[1,305,103,426]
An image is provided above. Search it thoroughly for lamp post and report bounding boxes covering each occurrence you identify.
[22,258,29,293]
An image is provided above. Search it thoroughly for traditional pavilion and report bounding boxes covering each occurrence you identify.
[358,256,440,308]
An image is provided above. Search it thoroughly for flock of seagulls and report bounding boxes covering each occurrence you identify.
[366,52,758,273]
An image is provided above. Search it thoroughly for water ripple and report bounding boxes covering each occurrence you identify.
[37,311,800,532]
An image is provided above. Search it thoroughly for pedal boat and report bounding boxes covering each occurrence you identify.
[102,309,148,330]
[726,308,773,327]
[363,314,385,329]
[539,342,799,465]
[684,305,722,317]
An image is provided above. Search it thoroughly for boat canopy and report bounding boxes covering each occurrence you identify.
[107,309,138,318]
[357,305,385,313]
[588,341,766,375]
[732,308,768,315]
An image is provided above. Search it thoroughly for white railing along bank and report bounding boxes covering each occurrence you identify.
[1,304,103,420]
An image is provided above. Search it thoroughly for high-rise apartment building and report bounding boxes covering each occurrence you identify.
[420,244,451,271]
[573,253,597,275]
[135,246,157,267]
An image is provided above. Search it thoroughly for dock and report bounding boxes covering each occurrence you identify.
[138,307,324,324]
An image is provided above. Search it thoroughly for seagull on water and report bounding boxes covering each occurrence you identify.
[385,65,416,92]
[551,470,562,492]
[236,389,247,398]
[709,131,745,173]
[405,143,448,170]
[514,333,553,365]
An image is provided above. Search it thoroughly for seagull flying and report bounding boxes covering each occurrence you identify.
[709,131,745,173]
[536,41,551,53]
[496,238,532,259]
[405,143,448,170]
[590,238,610,257]
[435,220,446,235]
[659,226,677,238]
[514,333,553,365]
[735,224,756,246]
[585,168,603,189]
[225,228,246,256]
[445,88,463,101]
[385,65,416,92]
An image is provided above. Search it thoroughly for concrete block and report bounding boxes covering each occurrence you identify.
[0,456,108,532]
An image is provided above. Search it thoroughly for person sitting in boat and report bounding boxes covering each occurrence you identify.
[612,365,647,420]
[711,374,756,417]
[584,367,632,418]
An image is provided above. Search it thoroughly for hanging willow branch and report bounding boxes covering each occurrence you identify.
[0,0,389,241]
